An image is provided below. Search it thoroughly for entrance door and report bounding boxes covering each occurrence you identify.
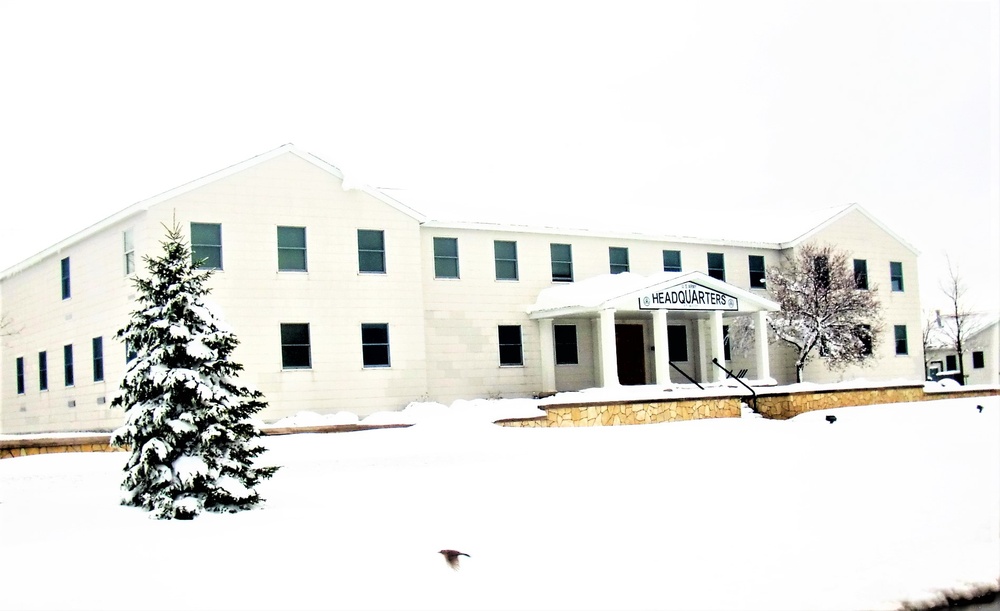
[615,324,646,385]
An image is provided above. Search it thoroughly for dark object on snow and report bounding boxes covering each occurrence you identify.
[977,404,984,413]
[439,549,470,570]
[825,415,837,424]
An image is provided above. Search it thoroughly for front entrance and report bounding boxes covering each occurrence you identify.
[615,324,646,385]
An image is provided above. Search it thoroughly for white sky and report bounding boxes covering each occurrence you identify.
[1,1,998,312]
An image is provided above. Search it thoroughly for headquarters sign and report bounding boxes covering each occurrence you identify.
[639,282,738,311]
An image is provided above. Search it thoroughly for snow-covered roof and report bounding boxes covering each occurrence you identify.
[925,312,1000,350]
[0,144,426,280]
[527,270,780,318]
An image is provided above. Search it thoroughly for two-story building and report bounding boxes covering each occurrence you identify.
[0,144,926,434]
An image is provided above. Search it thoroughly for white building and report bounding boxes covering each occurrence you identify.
[0,145,926,434]
[925,313,1000,386]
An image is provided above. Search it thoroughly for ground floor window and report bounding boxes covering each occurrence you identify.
[280,323,312,369]
[498,325,523,366]
[92,337,104,382]
[554,324,578,365]
[667,325,688,361]
[855,324,874,356]
[972,351,985,369]
[946,354,957,370]
[16,357,25,394]
[64,344,74,387]
[38,351,48,391]
[361,324,391,367]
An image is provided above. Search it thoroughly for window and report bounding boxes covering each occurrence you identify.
[277,226,308,272]
[554,324,578,365]
[433,237,459,279]
[855,325,874,356]
[16,357,25,395]
[667,325,688,361]
[890,261,904,292]
[946,354,958,371]
[707,253,726,281]
[609,247,630,274]
[973,351,985,369]
[928,361,943,377]
[191,222,223,269]
[126,340,137,363]
[280,323,312,369]
[663,250,682,273]
[357,229,385,274]
[498,325,523,366]
[748,255,766,289]
[494,240,518,281]
[63,344,74,386]
[123,229,135,275]
[92,337,104,382]
[550,243,574,282]
[853,259,868,290]
[38,351,48,391]
[361,324,391,367]
[814,255,830,289]
[723,325,732,360]
[60,257,71,299]
[894,325,908,355]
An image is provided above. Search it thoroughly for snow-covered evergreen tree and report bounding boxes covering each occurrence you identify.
[110,223,277,519]
[766,243,884,383]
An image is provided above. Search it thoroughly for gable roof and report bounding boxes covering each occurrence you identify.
[780,203,920,255]
[0,144,426,280]
[925,312,1000,350]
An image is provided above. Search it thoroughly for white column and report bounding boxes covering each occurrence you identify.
[652,309,671,386]
[710,310,726,382]
[538,318,556,394]
[696,318,709,381]
[754,310,771,382]
[598,308,620,387]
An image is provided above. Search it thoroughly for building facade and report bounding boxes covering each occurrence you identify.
[925,314,1000,386]
[0,145,926,434]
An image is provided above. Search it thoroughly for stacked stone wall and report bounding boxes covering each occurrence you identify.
[498,397,742,428]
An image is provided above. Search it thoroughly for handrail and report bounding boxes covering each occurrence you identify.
[712,358,758,413]
[669,361,703,390]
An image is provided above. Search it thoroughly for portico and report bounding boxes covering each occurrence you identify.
[527,271,780,393]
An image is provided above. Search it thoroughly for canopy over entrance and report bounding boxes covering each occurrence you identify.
[526,272,780,392]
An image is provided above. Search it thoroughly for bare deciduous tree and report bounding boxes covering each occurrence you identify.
[766,243,884,383]
[934,256,983,383]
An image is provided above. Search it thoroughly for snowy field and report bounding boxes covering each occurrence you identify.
[0,393,997,611]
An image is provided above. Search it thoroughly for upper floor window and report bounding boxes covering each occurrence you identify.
[494,240,519,281]
[894,325,908,355]
[853,259,869,290]
[277,226,307,272]
[433,237,459,279]
[16,357,25,395]
[60,257,71,299]
[92,337,104,382]
[663,250,682,273]
[814,255,831,289]
[64,344,75,387]
[358,229,386,274]
[123,229,136,275]
[38,351,48,391]
[191,223,223,270]
[609,247,630,274]
[890,261,904,292]
[554,324,578,365]
[550,243,573,282]
[707,253,726,281]
[280,323,312,369]
[361,323,391,368]
[748,255,766,289]
[498,325,523,366]
[972,351,985,369]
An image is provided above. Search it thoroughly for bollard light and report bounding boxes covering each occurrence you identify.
[825,415,837,424]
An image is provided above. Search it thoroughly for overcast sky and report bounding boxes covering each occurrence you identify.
[1,1,997,313]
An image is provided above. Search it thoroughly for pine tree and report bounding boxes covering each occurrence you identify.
[110,223,277,519]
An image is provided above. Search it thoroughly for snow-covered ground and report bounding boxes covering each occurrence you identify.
[0,391,997,611]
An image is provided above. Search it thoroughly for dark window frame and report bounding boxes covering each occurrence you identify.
[748,255,766,289]
[609,247,630,274]
[554,324,579,365]
[494,240,519,281]
[16,357,25,395]
[946,354,958,371]
[92,337,104,382]
[972,351,985,369]
[707,253,726,281]
[663,250,682,273]
[191,222,223,270]
[890,261,904,292]
[123,229,136,275]
[498,325,524,366]
[358,229,386,274]
[361,323,391,368]
[277,226,308,272]
[814,255,831,289]
[667,325,688,362]
[60,257,71,299]
[433,237,460,279]
[855,324,874,356]
[64,344,74,387]
[853,259,869,290]
[894,325,908,355]
[280,323,312,370]
[550,243,574,282]
[39,351,48,391]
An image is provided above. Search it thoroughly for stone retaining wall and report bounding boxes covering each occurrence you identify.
[755,385,999,420]
[497,396,742,428]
